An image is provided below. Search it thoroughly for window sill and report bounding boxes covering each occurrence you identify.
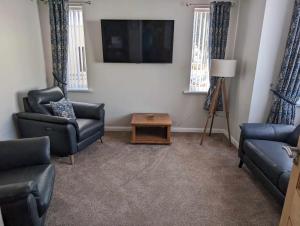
[183,90,208,95]
[68,88,93,93]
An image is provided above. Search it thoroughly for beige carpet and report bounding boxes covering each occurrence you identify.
[46,132,281,226]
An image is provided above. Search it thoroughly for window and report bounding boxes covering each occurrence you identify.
[67,6,88,90]
[189,8,210,92]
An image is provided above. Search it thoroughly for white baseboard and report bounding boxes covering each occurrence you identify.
[232,137,239,148]
[171,127,225,133]
[105,126,239,147]
[105,126,225,133]
[223,131,239,148]
[105,126,131,132]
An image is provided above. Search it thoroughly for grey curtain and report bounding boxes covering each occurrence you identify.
[49,0,69,96]
[267,0,300,125]
[204,1,231,111]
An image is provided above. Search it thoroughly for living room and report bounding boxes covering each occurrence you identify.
[0,0,300,225]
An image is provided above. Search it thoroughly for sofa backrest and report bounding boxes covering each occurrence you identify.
[287,125,300,146]
[27,87,64,115]
[23,97,33,113]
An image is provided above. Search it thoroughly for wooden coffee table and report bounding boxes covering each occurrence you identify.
[131,113,172,144]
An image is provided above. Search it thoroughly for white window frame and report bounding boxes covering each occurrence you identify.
[67,5,88,91]
[187,7,210,93]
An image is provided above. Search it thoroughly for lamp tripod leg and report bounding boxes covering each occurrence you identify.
[200,114,211,145]
[209,111,216,136]
[200,79,222,145]
[221,79,232,146]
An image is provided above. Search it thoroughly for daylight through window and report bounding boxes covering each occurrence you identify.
[189,8,210,92]
[67,6,88,90]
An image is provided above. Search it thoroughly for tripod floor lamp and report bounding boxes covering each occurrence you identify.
[200,59,237,146]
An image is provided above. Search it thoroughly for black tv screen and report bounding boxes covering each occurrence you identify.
[101,20,174,63]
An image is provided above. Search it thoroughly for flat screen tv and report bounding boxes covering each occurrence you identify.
[101,20,174,63]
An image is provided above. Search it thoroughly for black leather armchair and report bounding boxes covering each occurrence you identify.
[15,87,105,164]
[0,137,55,226]
[238,123,300,204]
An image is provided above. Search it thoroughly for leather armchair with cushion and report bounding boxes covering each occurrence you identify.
[0,137,54,226]
[15,87,105,164]
[238,123,300,204]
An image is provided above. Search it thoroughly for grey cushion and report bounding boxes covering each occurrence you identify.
[243,139,292,186]
[50,98,76,119]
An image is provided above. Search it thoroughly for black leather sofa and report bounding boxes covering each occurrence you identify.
[238,123,300,204]
[0,137,54,226]
[15,87,105,164]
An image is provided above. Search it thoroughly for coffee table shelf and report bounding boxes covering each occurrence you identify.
[131,113,172,144]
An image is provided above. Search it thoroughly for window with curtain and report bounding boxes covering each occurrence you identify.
[67,6,88,90]
[189,8,210,92]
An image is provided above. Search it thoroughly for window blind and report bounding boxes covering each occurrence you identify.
[189,8,210,92]
[67,6,88,90]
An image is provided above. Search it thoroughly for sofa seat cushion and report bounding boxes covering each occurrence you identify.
[0,164,55,216]
[243,139,292,187]
[76,118,103,141]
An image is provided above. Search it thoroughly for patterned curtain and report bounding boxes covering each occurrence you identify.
[49,0,69,96]
[204,1,231,111]
[267,0,300,125]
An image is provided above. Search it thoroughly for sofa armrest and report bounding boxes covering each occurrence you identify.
[0,137,51,171]
[16,112,78,129]
[0,181,38,204]
[15,113,78,156]
[71,102,105,121]
[240,123,295,142]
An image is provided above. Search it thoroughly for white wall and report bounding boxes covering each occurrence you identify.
[229,0,300,143]
[40,0,299,138]
[248,0,295,123]
[229,0,267,141]
[39,0,239,130]
[0,0,47,140]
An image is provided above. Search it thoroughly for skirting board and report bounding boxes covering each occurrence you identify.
[105,126,224,133]
[105,126,239,148]
[223,131,239,148]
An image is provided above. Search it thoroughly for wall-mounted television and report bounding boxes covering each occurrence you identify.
[101,20,174,63]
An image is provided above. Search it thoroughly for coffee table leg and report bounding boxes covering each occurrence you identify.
[167,126,171,143]
[131,125,136,143]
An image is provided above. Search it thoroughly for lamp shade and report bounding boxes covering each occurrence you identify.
[210,59,237,78]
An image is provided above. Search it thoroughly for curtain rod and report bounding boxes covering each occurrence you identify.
[39,0,92,5]
[185,2,236,7]
[70,1,91,5]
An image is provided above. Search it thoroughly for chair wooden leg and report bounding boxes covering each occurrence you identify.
[100,137,103,144]
[69,155,74,165]
[238,160,243,168]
